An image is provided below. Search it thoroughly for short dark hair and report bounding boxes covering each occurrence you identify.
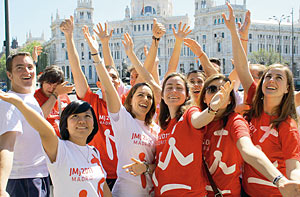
[38,65,64,85]
[6,52,32,72]
[209,58,221,67]
[59,100,98,144]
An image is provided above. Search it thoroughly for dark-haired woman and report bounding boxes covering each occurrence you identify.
[0,94,112,197]
[152,73,234,196]
[83,26,161,196]
[224,2,300,196]
[187,70,206,105]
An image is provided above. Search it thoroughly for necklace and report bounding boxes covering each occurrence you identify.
[75,144,90,163]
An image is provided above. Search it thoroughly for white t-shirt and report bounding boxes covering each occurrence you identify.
[109,106,159,197]
[0,91,48,178]
[47,139,106,197]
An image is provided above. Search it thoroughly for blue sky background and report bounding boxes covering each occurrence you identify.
[0,0,299,46]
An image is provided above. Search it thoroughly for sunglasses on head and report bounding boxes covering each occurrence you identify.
[206,85,221,94]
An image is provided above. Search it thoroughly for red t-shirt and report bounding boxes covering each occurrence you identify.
[243,82,300,196]
[79,88,118,179]
[153,106,207,197]
[34,88,71,137]
[203,113,250,197]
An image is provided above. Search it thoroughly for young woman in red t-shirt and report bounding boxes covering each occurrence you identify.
[224,2,300,196]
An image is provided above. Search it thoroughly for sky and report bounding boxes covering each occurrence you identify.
[0,0,299,47]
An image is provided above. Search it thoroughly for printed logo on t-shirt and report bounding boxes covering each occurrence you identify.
[131,132,155,146]
[99,115,111,126]
[156,132,171,146]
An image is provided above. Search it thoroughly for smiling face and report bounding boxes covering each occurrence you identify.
[187,72,205,99]
[67,109,94,144]
[163,76,187,108]
[203,79,230,110]
[131,85,154,121]
[7,55,36,94]
[130,69,139,87]
[262,68,289,99]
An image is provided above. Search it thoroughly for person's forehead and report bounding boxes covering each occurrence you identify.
[136,85,152,94]
[13,55,33,65]
[209,79,224,86]
[107,68,118,76]
[188,73,204,80]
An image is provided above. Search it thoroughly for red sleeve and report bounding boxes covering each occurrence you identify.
[34,88,46,106]
[279,119,300,161]
[245,82,257,105]
[228,114,251,144]
[186,106,201,128]
[77,88,96,103]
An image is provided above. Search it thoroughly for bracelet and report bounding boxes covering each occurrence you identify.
[272,174,283,186]
[240,38,248,42]
[91,52,98,56]
[208,105,218,115]
[198,53,204,59]
[51,93,58,99]
[143,161,150,175]
[152,36,160,41]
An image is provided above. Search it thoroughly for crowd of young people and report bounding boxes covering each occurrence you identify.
[1,2,300,197]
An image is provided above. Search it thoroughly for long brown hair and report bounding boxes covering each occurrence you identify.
[244,64,297,129]
[123,83,156,126]
[198,74,236,128]
[159,73,191,130]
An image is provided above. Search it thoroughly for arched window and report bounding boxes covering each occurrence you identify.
[89,65,92,79]
[81,65,85,75]
[145,6,152,13]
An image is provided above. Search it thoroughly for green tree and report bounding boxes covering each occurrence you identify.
[0,55,6,82]
[19,41,49,74]
[248,49,285,66]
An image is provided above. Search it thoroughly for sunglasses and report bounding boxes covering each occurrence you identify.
[206,85,221,94]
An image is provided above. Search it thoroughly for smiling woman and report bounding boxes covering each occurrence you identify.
[0,91,113,197]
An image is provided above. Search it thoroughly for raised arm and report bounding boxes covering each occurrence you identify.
[191,81,234,129]
[134,18,165,86]
[228,10,251,90]
[38,82,73,118]
[184,38,218,77]
[122,33,162,103]
[61,16,89,99]
[32,46,43,63]
[94,23,115,67]
[223,3,254,93]
[0,91,58,163]
[83,26,121,113]
[143,45,160,84]
[165,22,192,77]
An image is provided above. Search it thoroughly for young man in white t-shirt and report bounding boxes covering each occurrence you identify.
[0,52,49,197]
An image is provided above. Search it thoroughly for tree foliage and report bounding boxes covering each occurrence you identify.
[248,49,285,66]
[0,54,7,81]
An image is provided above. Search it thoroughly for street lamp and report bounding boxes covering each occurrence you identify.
[269,14,288,63]
[4,0,10,91]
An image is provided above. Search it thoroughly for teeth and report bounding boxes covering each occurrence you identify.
[267,87,276,90]
[139,104,147,108]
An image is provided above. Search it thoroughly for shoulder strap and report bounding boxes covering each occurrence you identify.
[202,156,223,197]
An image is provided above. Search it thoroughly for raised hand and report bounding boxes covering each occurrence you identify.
[32,46,43,62]
[172,22,192,42]
[122,33,134,55]
[82,25,99,54]
[210,81,235,111]
[54,81,74,96]
[122,158,147,176]
[184,38,204,57]
[238,10,251,40]
[222,2,236,32]
[94,22,113,44]
[0,90,22,106]
[143,45,148,57]
[152,18,166,39]
[60,16,74,36]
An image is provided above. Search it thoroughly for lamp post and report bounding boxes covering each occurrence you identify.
[269,14,288,63]
[4,0,10,91]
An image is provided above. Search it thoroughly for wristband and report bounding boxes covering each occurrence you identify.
[240,38,248,42]
[51,93,58,99]
[198,53,204,59]
[143,162,150,175]
[152,36,160,41]
[208,105,218,115]
[272,174,283,186]
[91,52,98,56]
